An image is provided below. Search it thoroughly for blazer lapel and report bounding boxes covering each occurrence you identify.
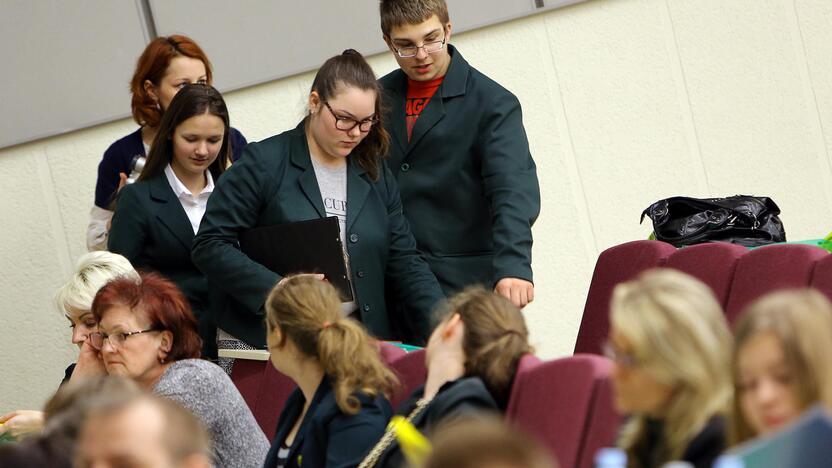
[384,74,409,159]
[346,161,370,233]
[405,45,467,156]
[148,176,194,250]
[290,126,326,218]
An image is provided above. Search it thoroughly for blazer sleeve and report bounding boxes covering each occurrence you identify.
[324,400,390,468]
[381,166,445,341]
[191,143,280,315]
[107,184,149,267]
[477,91,541,285]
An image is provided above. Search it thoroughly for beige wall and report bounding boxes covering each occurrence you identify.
[2,0,832,410]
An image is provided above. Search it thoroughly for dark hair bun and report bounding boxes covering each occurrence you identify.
[342,49,362,57]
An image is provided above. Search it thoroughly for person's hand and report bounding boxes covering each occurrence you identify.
[0,410,44,440]
[494,277,534,308]
[277,273,325,287]
[117,172,128,192]
[70,339,107,382]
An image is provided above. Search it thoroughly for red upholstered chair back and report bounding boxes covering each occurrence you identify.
[254,364,298,441]
[576,370,621,468]
[378,342,407,365]
[389,349,427,409]
[575,241,676,355]
[230,359,268,415]
[665,242,748,307]
[507,354,614,468]
[505,353,542,418]
[810,254,832,304]
[724,244,828,323]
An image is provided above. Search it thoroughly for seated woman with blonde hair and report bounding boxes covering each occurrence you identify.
[362,286,534,468]
[606,268,732,468]
[263,275,397,468]
[0,251,137,441]
[730,289,832,444]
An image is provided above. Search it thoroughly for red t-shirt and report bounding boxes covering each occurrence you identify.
[406,76,444,141]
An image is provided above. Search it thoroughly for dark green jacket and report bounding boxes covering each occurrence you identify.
[379,45,540,294]
[191,123,444,348]
[108,174,215,353]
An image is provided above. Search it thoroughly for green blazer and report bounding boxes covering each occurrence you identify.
[108,174,215,354]
[191,123,444,348]
[379,45,541,294]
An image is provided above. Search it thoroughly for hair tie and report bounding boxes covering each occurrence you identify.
[322,321,333,330]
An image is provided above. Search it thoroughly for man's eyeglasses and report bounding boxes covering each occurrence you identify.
[393,36,446,58]
[89,328,158,350]
[602,341,641,368]
[323,102,377,133]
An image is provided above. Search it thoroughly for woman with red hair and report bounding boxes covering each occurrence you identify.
[87,35,247,251]
[89,273,268,468]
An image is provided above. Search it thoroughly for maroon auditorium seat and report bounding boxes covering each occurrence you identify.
[505,354,542,418]
[230,359,268,417]
[576,370,621,468]
[253,364,298,441]
[389,349,427,409]
[810,254,832,303]
[574,240,676,355]
[665,242,748,307]
[378,342,407,365]
[507,355,614,468]
[724,244,828,323]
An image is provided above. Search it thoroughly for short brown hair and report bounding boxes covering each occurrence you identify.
[130,35,213,127]
[91,273,202,362]
[424,415,558,468]
[730,289,832,444]
[265,275,398,414]
[438,287,533,407]
[379,0,450,36]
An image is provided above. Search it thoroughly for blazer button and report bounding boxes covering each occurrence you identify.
[357,270,365,278]
[349,233,359,243]
[400,163,410,172]
[363,304,371,312]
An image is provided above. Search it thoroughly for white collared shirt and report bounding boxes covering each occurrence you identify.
[164,164,214,235]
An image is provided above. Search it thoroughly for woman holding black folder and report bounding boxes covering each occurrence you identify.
[109,84,232,358]
[192,50,444,349]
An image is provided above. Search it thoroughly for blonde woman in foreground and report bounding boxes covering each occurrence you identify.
[730,289,832,444]
[606,268,732,468]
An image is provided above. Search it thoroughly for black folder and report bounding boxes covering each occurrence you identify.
[239,216,354,302]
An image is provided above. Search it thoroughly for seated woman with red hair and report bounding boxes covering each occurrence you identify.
[89,273,268,468]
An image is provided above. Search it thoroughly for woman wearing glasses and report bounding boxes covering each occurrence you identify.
[192,50,444,351]
[89,272,269,468]
[605,269,732,468]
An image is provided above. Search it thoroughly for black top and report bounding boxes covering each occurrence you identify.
[374,376,499,468]
[264,376,392,468]
[631,416,726,468]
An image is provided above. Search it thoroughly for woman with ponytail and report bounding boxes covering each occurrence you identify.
[362,286,534,468]
[193,49,444,352]
[263,275,397,468]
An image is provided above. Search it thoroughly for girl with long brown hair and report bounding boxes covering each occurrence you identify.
[192,49,444,351]
[87,35,247,251]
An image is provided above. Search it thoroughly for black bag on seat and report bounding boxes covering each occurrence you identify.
[640,195,786,248]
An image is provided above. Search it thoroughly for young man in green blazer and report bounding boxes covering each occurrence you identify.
[378,0,541,308]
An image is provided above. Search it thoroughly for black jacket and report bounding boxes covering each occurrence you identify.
[631,416,726,468]
[379,45,540,294]
[264,376,392,468]
[374,377,499,468]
